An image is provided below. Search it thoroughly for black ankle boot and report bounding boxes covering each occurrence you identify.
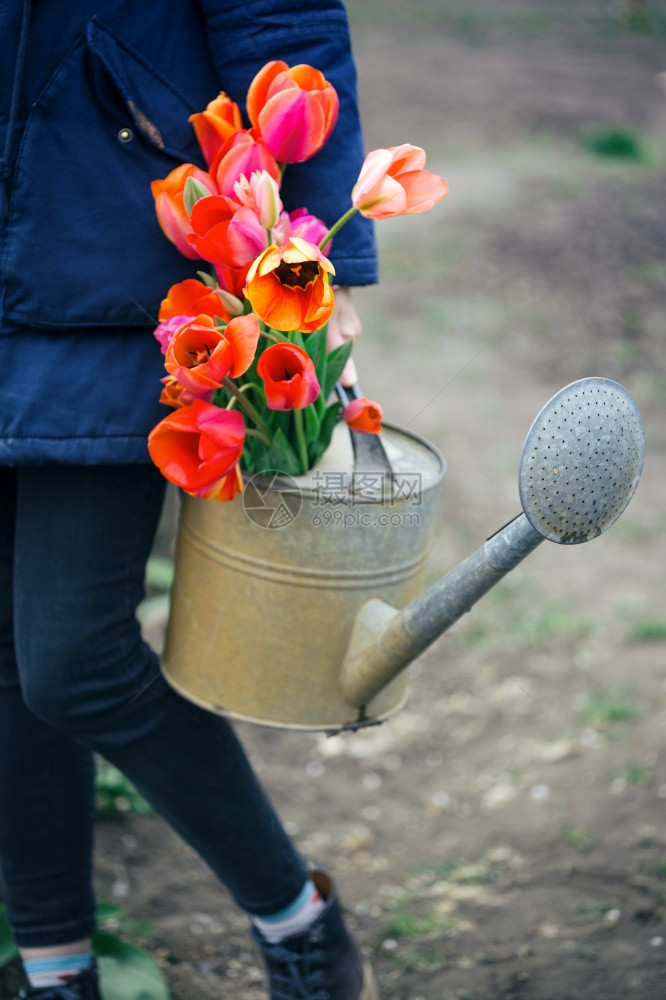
[17,961,101,1000]
[252,871,377,1000]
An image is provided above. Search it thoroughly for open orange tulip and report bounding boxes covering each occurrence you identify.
[246,61,339,163]
[352,144,448,220]
[244,237,335,333]
[147,400,245,497]
[165,313,260,396]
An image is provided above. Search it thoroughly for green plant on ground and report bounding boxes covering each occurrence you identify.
[0,902,170,1000]
[610,762,654,787]
[95,760,153,819]
[579,126,644,161]
[627,617,666,642]
[576,682,643,729]
[562,824,595,853]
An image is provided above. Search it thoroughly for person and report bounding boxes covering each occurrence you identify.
[0,2,378,998]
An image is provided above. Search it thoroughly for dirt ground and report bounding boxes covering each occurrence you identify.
[3,3,665,998]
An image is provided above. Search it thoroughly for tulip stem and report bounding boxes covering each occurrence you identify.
[222,377,271,438]
[293,408,309,473]
[260,328,290,344]
[319,206,359,252]
[245,427,271,445]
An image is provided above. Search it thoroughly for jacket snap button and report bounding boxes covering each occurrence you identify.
[118,127,134,143]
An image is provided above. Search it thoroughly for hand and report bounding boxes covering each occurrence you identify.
[327,286,362,387]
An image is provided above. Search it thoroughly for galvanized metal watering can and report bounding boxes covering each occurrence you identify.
[162,377,645,731]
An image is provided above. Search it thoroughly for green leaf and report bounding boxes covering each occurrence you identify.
[196,270,217,289]
[183,176,212,215]
[302,324,328,371]
[93,931,170,1000]
[253,428,302,476]
[0,905,18,967]
[302,402,321,443]
[309,402,343,463]
[96,901,127,925]
[322,341,353,398]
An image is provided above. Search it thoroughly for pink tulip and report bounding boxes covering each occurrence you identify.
[211,131,280,198]
[246,61,339,164]
[352,144,448,220]
[232,170,282,230]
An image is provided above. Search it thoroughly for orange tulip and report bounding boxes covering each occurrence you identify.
[352,144,448,220]
[158,278,230,323]
[344,397,383,434]
[164,313,260,396]
[257,343,320,410]
[189,92,243,167]
[148,400,245,497]
[244,237,335,333]
[151,163,217,257]
[246,61,339,163]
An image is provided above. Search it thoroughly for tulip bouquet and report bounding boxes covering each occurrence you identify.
[147,61,447,501]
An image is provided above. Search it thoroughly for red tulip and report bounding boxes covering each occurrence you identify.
[246,61,339,163]
[148,400,245,497]
[189,92,243,167]
[352,144,448,220]
[151,164,217,257]
[256,343,320,410]
[164,313,260,395]
[344,397,383,434]
[187,195,269,268]
[204,464,244,501]
[244,237,335,333]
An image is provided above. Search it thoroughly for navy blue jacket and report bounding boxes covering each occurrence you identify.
[0,0,377,465]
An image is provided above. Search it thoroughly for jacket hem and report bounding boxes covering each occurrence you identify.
[0,436,153,467]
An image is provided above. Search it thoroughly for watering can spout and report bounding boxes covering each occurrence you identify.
[340,378,645,710]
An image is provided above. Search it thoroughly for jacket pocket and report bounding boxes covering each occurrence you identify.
[2,21,216,331]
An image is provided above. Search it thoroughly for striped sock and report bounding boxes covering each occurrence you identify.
[24,952,93,989]
[252,878,326,944]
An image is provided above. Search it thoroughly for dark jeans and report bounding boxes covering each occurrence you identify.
[0,464,307,948]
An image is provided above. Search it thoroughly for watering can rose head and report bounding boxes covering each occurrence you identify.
[147,60,447,500]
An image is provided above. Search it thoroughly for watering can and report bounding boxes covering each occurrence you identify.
[162,377,645,731]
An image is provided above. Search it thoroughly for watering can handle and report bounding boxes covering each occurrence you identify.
[335,382,394,479]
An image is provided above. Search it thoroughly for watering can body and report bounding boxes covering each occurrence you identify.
[163,423,446,731]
